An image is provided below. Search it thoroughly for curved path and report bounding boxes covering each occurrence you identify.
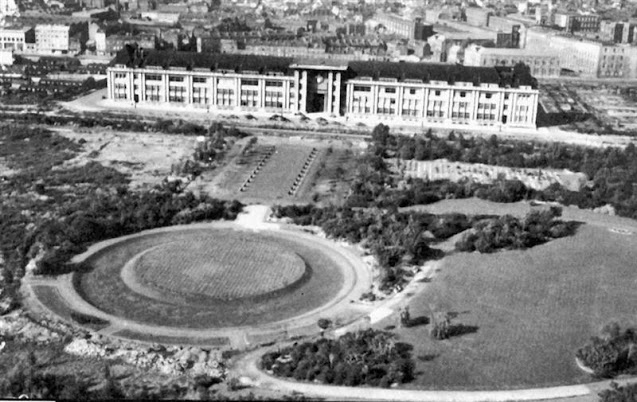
[232,345,637,402]
[225,202,637,402]
[22,206,375,348]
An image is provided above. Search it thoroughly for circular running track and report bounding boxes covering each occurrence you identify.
[28,222,373,346]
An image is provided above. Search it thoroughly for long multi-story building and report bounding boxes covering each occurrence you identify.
[107,50,539,128]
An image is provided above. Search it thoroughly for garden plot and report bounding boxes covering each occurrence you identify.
[239,144,319,200]
[396,158,587,192]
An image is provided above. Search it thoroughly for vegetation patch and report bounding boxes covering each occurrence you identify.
[576,323,637,378]
[455,207,579,253]
[112,330,230,347]
[261,329,415,387]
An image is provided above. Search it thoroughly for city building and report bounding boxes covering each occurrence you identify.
[107,50,539,128]
[599,20,637,44]
[0,27,34,52]
[105,33,155,56]
[553,12,600,33]
[374,12,433,40]
[464,45,560,78]
[0,48,13,65]
[526,28,637,78]
[464,7,492,27]
[35,24,71,54]
[0,0,18,17]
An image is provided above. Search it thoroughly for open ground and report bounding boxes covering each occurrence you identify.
[377,199,637,390]
[396,158,587,191]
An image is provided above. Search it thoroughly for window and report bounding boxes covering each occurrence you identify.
[353,85,371,92]
[242,79,259,86]
[459,91,466,98]
[485,93,492,99]
[169,76,184,82]
[146,74,162,81]
[114,72,126,79]
[435,90,441,96]
[265,80,283,87]
[409,88,417,95]
[193,77,207,83]
[384,87,396,94]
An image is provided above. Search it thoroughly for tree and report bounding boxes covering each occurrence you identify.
[429,311,451,340]
[317,318,332,337]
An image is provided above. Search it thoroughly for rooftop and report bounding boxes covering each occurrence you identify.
[347,61,537,88]
[113,49,537,88]
[113,49,294,74]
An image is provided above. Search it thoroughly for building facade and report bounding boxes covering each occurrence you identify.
[554,13,600,33]
[35,25,70,54]
[375,12,433,40]
[464,45,560,78]
[107,51,539,128]
[0,27,32,52]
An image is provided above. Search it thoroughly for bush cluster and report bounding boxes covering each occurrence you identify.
[261,329,415,387]
[577,323,637,378]
[273,205,462,290]
[455,207,578,253]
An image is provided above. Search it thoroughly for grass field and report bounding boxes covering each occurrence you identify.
[241,143,316,200]
[75,228,344,328]
[32,285,111,331]
[384,223,637,389]
[134,236,306,300]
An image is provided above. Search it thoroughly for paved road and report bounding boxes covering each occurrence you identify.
[56,88,637,149]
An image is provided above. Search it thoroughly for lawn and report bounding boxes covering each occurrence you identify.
[242,143,315,200]
[385,223,637,389]
[32,285,110,331]
[133,234,306,300]
[75,228,344,328]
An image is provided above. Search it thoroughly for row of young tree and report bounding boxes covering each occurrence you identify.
[370,124,637,220]
[261,329,415,388]
[0,110,248,139]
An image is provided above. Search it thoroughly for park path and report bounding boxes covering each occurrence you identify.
[22,206,377,349]
[232,346,635,402]
[226,202,637,402]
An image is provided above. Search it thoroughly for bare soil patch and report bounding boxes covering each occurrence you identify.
[54,128,198,189]
[397,159,587,192]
